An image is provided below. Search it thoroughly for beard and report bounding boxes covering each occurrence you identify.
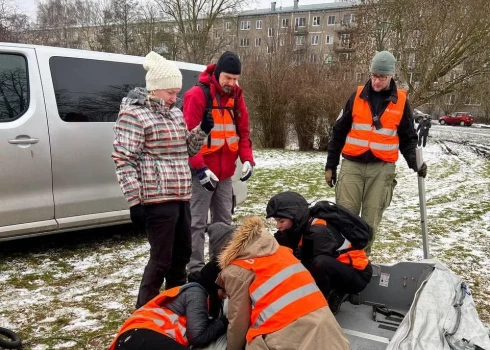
[222,85,233,94]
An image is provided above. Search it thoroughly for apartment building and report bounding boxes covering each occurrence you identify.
[227,1,357,64]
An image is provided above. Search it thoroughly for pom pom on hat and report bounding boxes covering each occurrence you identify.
[144,51,182,91]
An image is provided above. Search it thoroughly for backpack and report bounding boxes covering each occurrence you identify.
[309,201,372,250]
[177,82,240,147]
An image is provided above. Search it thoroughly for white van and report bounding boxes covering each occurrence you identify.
[0,43,246,241]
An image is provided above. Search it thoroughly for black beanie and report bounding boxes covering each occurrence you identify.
[214,51,241,81]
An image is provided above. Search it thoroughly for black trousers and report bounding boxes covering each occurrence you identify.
[418,133,428,147]
[116,329,189,350]
[306,255,372,298]
[136,201,192,309]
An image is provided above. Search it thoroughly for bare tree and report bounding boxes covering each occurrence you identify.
[357,0,490,107]
[154,0,244,64]
[0,0,31,43]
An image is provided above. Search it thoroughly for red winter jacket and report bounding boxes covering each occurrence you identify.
[183,64,255,180]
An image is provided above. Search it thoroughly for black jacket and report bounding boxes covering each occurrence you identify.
[417,119,431,136]
[325,79,418,171]
[164,283,227,347]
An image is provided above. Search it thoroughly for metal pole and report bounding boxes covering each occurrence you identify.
[416,147,430,259]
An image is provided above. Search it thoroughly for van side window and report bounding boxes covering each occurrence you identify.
[0,54,29,122]
[50,57,146,122]
[49,57,200,123]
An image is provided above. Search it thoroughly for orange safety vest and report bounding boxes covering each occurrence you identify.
[109,287,188,350]
[342,86,407,163]
[231,246,327,343]
[201,95,240,155]
[306,218,369,271]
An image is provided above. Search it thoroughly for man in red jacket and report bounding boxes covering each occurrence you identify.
[184,51,255,273]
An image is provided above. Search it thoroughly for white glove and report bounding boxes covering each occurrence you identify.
[240,161,253,181]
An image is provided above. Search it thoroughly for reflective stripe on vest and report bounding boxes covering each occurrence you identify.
[201,96,240,155]
[342,86,406,163]
[310,217,368,270]
[231,246,327,343]
[109,286,188,350]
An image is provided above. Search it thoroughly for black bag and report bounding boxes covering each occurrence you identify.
[309,201,372,250]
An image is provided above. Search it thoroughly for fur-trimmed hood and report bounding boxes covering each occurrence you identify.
[218,216,278,269]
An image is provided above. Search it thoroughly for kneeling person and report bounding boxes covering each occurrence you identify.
[266,191,373,314]
[218,216,349,350]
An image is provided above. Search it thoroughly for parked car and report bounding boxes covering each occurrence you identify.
[413,109,432,123]
[438,112,474,126]
[0,43,246,241]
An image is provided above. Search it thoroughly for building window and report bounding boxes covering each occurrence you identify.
[196,24,201,31]
[324,54,333,64]
[296,36,305,45]
[281,18,290,28]
[268,28,275,37]
[311,35,319,45]
[226,22,231,31]
[240,38,250,47]
[255,38,261,47]
[240,21,250,30]
[214,31,221,38]
[279,36,285,46]
[446,94,456,105]
[325,35,333,44]
[267,45,275,54]
[343,14,353,24]
[295,17,306,27]
[328,15,335,25]
[313,16,320,26]
[310,54,317,63]
[256,20,262,29]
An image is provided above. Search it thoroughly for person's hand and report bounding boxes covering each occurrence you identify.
[325,168,337,187]
[417,162,427,178]
[129,204,146,231]
[200,111,214,134]
[197,166,219,191]
[219,315,229,328]
[240,161,253,181]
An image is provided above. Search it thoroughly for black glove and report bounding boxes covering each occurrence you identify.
[197,167,219,191]
[219,316,229,329]
[417,162,427,178]
[200,111,214,134]
[129,204,146,231]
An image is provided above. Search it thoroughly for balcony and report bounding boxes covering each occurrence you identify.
[334,21,357,33]
[294,25,309,35]
[334,43,355,52]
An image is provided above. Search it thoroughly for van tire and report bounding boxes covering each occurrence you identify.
[0,327,22,349]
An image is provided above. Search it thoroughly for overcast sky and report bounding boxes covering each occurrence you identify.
[17,0,336,20]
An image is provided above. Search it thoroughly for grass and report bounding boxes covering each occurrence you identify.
[0,147,489,349]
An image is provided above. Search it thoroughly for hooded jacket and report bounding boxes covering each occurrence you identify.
[183,64,255,180]
[112,88,207,207]
[218,216,350,350]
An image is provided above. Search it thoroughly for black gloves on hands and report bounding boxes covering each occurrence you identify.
[417,162,427,178]
[325,168,337,188]
[219,316,229,329]
[200,111,214,134]
[129,204,146,231]
[197,166,219,191]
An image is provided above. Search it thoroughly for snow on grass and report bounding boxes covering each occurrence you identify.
[0,128,489,349]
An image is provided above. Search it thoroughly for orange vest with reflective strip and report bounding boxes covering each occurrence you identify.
[342,86,407,163]
[201,96,239,155]
[307,218,369,270]
[109,287,188,349]
[231,246,327,343]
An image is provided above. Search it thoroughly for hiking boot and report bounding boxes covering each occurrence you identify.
[328,290,348,315]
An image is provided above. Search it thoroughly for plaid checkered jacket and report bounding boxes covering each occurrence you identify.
[112,88,207,206]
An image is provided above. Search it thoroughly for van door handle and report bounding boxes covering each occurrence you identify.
[8,138,39,145]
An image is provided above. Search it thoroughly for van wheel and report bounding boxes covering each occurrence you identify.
[0,327,22,349]
[440,120,445,125]
[460,121,465,126]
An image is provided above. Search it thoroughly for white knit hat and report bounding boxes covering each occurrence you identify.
[144,51,182,91]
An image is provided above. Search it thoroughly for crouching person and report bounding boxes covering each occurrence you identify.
[217,216,349,350]
[266,191,373,315]
[109,261,228,350]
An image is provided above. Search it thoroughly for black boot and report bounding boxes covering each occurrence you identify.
[328,290,348,315]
